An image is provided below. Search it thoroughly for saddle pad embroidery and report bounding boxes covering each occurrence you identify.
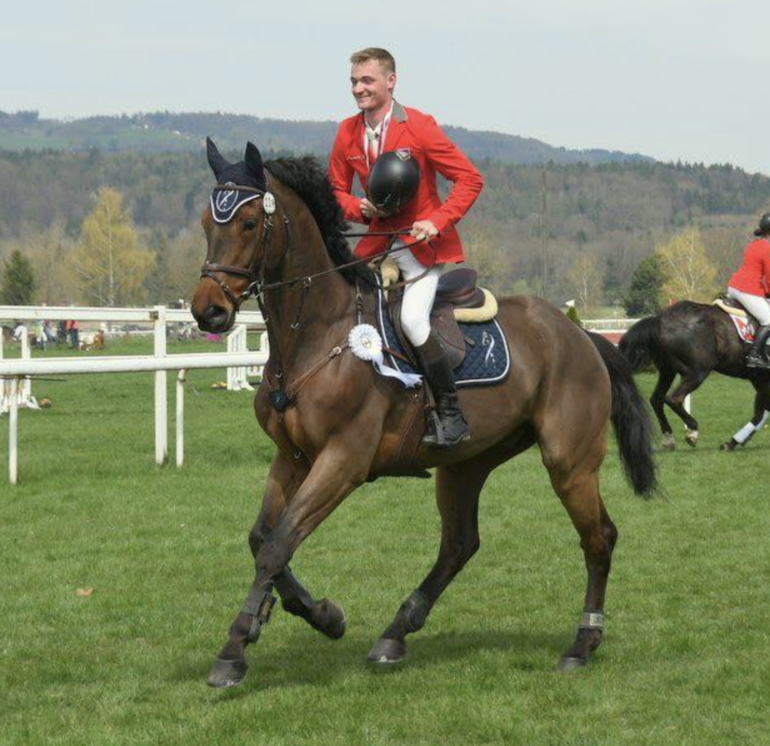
[375,286,511,387]
[727,313,755,343]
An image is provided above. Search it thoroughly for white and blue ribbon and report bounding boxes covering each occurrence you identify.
[348,324,422,388]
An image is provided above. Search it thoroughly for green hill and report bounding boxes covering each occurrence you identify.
[0,110,652,166]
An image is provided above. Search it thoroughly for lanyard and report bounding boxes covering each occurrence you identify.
[363,103,393,170]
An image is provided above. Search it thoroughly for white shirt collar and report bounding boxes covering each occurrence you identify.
[364,101,394,138]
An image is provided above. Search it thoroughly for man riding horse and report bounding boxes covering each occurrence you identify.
[328,47,484,447]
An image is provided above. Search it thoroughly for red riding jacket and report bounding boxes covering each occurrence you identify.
[328,101,484,267]
[728,238,770,297]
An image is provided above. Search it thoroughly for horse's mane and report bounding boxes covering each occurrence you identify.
[265,156,374,287]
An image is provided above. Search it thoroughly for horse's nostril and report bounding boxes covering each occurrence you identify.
[201,304,229,331]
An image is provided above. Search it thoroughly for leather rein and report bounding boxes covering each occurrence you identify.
[199,181,435,313]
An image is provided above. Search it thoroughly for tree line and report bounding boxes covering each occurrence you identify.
[1,148,769,312]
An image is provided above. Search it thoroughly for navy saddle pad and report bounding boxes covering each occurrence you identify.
[375,287,511,388]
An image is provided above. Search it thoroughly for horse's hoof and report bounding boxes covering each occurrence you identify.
[207,657,249,688]
[316,599,347,640]
[719,439,738,451]
[661,435,676,451]
[556,656,587,672]
[367,638,407,664]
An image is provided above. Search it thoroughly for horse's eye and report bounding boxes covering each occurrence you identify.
[243,218,258,231]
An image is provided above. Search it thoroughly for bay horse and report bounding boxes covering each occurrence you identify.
[620,301,770,451]
[191,140,656,689]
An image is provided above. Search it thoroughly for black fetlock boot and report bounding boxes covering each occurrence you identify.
[414,333,470,447]
[747,325,770,369]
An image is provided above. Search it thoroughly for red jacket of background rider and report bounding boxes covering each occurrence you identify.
[728,238,770,297]
[328,102,484,267]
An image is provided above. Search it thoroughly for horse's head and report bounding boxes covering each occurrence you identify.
[191,138,279,333]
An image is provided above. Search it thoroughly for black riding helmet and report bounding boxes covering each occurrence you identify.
[754,212,770,237]
[367,150,420,217]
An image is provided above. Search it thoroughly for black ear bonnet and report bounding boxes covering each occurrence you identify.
[207,138,271,223]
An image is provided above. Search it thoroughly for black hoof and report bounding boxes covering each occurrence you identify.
[315,599,347,640]
[367,638,407,664]
[719,440,737,452]
[556,656,587,672]
[207,657,249,688]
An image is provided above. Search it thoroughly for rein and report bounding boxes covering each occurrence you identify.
[200,185,435,311]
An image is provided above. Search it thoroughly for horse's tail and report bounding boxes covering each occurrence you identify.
[617,316,661,372]
[587,331,657,498]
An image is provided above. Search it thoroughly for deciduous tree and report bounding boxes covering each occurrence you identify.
[566,252,604,312]
[656,227,718,305]
[69,188,154,306]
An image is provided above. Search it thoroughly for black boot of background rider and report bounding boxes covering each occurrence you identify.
[747,324,770,369]
[414,332,470,447]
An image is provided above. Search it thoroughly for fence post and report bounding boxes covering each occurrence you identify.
[20,326,31,404]
[154,306,168,465]
[9,377,18,484]
[0,326,5,415]
[176,369,186,468]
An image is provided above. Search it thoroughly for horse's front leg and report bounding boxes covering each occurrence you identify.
[720,380,770,451]
[245,453,346,641]
[207,438,374,688]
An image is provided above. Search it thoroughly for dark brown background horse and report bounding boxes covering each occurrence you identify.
[191,140,656,688]
[620,302,770,451]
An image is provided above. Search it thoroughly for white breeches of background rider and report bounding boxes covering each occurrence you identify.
[392,245,444,347]
[726,286,770,326]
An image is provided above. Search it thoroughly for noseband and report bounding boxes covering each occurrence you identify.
[199,183,290,310]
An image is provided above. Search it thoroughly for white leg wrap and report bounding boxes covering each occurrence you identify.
[733,410,770,445]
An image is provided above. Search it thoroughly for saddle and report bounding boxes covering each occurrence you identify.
[383,263,498,370]
[713,295,757,342]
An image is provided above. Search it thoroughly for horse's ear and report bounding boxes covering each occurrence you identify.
[244,141,264,178]
[206,137,229,180]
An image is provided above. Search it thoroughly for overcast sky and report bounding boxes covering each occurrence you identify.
[1,0,768,173]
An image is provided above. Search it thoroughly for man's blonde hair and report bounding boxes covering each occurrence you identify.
[350,48,396,75]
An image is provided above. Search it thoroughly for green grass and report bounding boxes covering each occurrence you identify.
[1,343,770,745]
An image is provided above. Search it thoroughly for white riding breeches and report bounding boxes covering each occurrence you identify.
[726,286,770,326]
[391,245,444,347]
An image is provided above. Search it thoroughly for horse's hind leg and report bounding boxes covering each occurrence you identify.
[665,369,708,447]
[650,366,677,450]
[368,455,498,664]
[549,466,618,671]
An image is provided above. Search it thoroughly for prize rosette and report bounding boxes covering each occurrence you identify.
[348,324,421,388]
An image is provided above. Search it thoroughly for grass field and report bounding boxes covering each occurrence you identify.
[1,337,770,746]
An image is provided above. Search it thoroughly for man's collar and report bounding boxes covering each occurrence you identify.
[364,100,394,130]
[391,100,408,123]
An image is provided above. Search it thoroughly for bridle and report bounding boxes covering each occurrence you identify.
[199,183,291,310]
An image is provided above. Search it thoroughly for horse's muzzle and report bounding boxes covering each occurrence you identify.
[194,303,232,334]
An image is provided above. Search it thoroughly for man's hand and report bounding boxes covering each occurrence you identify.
[411,220,439,242]
[360,198,385,220]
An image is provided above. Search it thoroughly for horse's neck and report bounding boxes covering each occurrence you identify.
[261,202,355,373]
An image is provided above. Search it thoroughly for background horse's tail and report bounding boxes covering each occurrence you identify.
[588,331,657,498]
[618,316,661,372]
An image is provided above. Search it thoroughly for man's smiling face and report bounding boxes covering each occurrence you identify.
[350,59,395,117]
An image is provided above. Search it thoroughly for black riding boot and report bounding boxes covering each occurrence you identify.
[747,325,770,369]
[414,332,470,447]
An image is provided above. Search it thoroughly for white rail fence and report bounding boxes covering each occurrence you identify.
[1,305,268,485]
